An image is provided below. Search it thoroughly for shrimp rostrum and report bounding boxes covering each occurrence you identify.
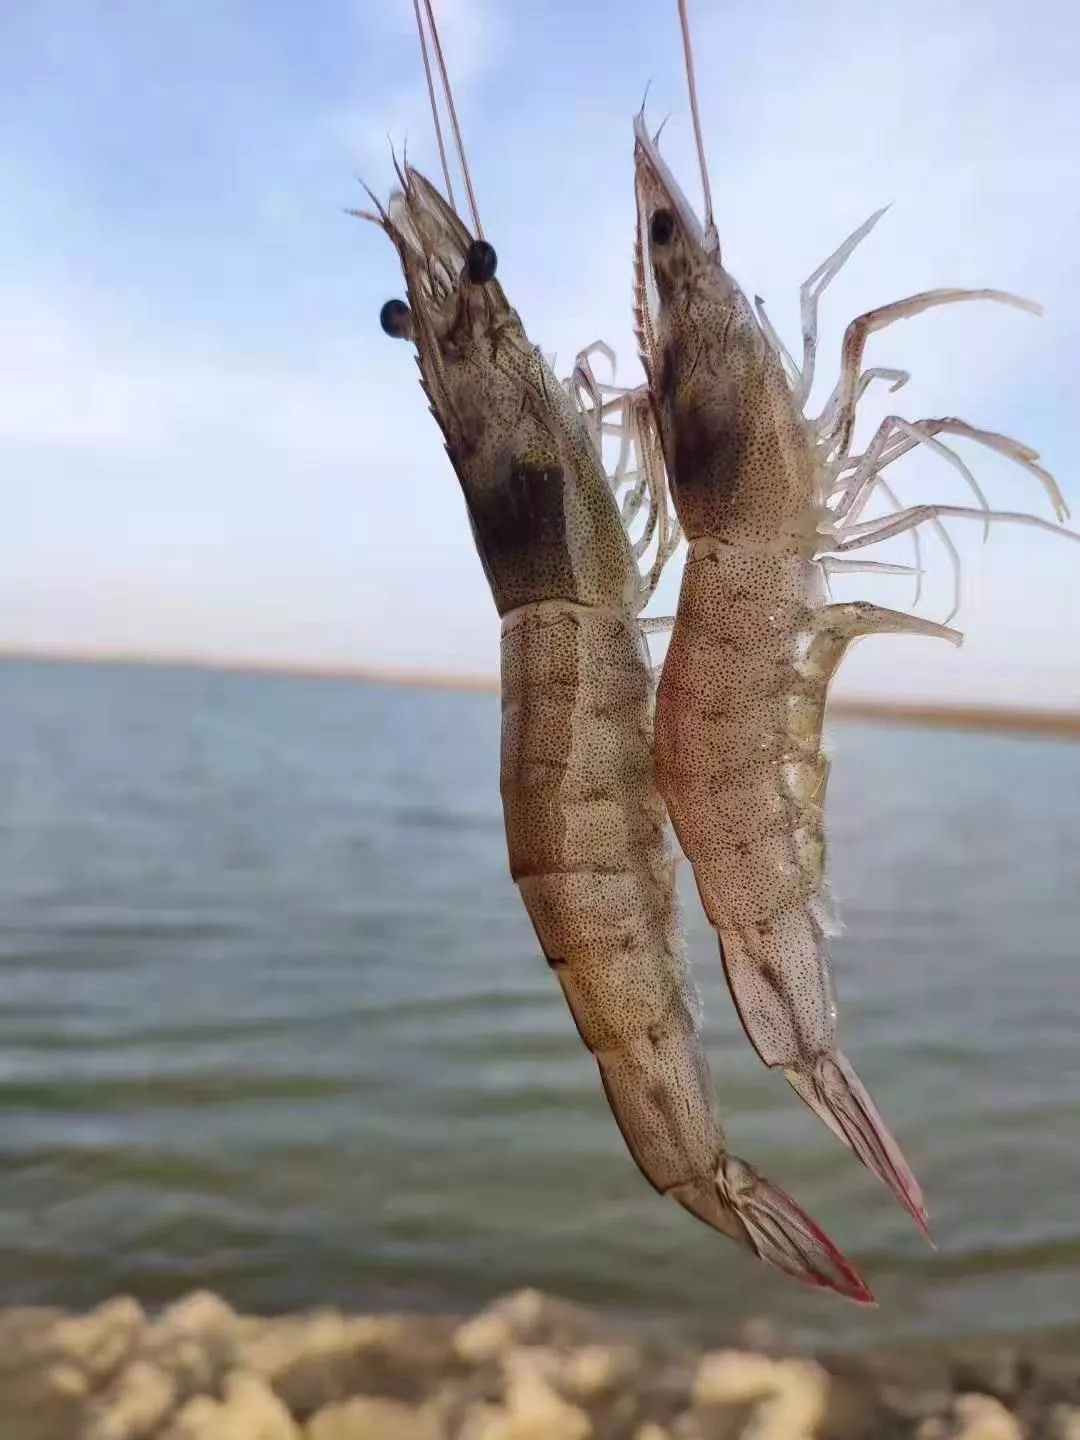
[357,162,872,1300]
[634,8,1075,1236]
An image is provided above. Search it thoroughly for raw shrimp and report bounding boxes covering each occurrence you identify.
[352,5,870,1300]
[634,0,1076,1234]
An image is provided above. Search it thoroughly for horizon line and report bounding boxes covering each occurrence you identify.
[3,643,1079,740]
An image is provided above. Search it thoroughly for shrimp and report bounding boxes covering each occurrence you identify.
[633,0,1077,1234]
[351,1,871,1302]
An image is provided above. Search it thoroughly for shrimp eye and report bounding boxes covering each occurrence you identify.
[379,298,412,339]
[650,208,675,246]
[465,239,498,284]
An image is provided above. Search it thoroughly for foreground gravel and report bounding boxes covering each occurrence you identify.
[2,1287,1079,1439]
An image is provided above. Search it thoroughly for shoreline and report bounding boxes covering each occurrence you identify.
[5,646,1080,741]
[4,1287,1078,1439]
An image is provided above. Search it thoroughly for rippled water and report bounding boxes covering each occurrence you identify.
[0,658,1078,1349]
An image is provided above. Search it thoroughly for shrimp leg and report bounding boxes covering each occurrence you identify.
[829,288,1040,455]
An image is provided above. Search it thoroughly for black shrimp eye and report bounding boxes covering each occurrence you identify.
[379,298,412,339]
[465,239,497,285]
[650,208,675,246]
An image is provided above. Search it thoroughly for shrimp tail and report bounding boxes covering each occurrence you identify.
[672,1156,875,1303]
[783,1053,931,1239]
[718,924,930,1238]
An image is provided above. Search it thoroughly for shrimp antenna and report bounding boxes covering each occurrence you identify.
[419,0,484,238]
[676,0,714,235]
[411,0,456,209]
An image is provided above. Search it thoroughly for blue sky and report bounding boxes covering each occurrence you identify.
[2,0,1077,704]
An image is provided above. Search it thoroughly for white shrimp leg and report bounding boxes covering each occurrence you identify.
[832,417,1069,526]
[834,503,1080,553]
[830,289,1041,455]
[816,367,910,438]
[831,415,992,536]
[796,207,889,409]
[820,557,922,578]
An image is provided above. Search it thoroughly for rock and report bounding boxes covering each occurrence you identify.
[137,1294,241,1399]
[560,1344,639,1400]
[502,1346,563,1387]
[305,1395,442,1440]
[917,1393,1025,1440]
[160,1397,223,1439]
[153,1291,238,1343]
[693,1351,778,1408]
[83,1358,178,1440]
[1050,1405,1080,1440]
[40,1363,89,1401]
[459,1345,593,1440]
[48,1296,146,1385]
[237,1313,375,1382]
[162,1369,299,1439]
[453,1290,602,1365]
[455,1312,515,1366]
[692,1350,829,1440]
[271,1314,456,1416]
[150,1336,221,1398]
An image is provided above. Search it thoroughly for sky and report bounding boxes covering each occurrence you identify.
[2,0,1078,705]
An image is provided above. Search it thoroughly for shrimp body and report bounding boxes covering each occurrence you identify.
[632,110,1067,1232]
[361,165,870,1299]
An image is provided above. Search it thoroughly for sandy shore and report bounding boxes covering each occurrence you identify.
[3,1288,1079,1439]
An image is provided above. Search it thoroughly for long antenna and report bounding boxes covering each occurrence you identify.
[411,0,457,208]
[676,0,714,233]
[421,0,484,238]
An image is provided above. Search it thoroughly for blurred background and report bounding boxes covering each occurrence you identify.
[1,0,1078,1358]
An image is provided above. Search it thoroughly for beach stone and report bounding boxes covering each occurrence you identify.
[49,1296,146,1385]
[139,1294,242,1397]
[237,1312,385,1383]
[41,1363,90,1400]
[692,1350,829,1440]
[154,1290,238,1342]
[83,1358,178,1440]
[454,1290,602,1364]
[305,1395,442,1440]
[159,1397,222,1440]
[459,1345,593,1439]
[272,1313,456,1415]
[560,1343,640,1399]
[455,1312,515,1366]
[917,1393,1025,1440]
[163,1369,300,1439]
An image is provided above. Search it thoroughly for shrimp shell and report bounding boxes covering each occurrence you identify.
[358,163,871,1301]
[632,108,1076,1235]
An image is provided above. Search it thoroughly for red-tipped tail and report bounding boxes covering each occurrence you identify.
[717,1154,876,1304]
[785,1052,932,1241]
